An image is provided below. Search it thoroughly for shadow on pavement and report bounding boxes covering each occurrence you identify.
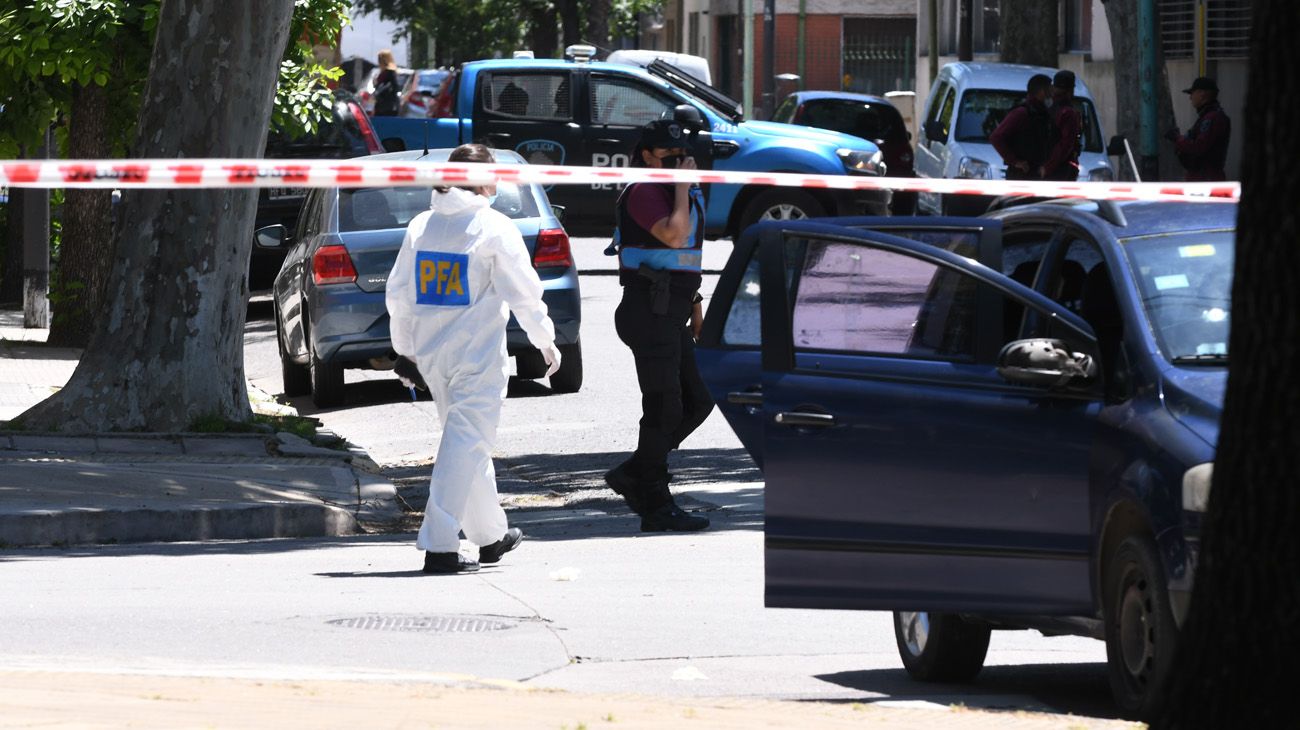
[0,533,411,561]
[814,662,1117,720]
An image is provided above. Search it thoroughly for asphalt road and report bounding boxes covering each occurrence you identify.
[0,237,1118,721]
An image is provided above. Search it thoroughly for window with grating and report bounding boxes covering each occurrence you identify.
[1206,0,1250,59]
[1159,0,1196,60]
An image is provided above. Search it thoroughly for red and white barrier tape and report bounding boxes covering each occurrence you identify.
[0,158,1239,203]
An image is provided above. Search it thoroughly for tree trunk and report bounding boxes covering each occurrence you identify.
[46,82,113,348]
[999,0,1057,68]
[526,0,559,59]
[14,0,295,433]
[586,0,610,52]
[1,187,23,306]
[559,0,582,49]
[1100,0,1183,181]
[1153,1,1299,727]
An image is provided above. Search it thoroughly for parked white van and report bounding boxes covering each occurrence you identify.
[915,62,1114,215]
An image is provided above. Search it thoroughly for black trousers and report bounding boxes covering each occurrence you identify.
[614,284,715,503]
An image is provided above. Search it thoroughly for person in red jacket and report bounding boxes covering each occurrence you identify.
[990,74,1054,180]
[1043,70,1083,181]
[1165,76,1231,182]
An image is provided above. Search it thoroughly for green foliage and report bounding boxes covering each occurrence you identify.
[274,0,351,139]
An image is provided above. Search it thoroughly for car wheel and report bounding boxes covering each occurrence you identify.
[892,610,991,682]
[277,315,311,397]
[309,345,345,408]
[549,340,583,394]
[513,348,548,380]
[1103,534,1178,720]
[739,189,825,234]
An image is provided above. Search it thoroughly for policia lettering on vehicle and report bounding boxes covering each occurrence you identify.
[603,119,713,532]
[990,73,1054,180]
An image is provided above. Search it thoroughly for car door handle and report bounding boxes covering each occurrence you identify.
[774,411,836,428]
[727,391,763,406]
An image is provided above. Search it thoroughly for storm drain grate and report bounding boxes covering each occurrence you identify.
[327,615,516,633]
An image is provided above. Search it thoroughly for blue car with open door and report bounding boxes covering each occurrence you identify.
[695,200,1233,721]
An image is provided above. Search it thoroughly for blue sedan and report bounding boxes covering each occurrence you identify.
[258,148,583,408]
[695,199,1232,720]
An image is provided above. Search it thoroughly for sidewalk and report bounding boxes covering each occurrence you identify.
[0,309,400,548]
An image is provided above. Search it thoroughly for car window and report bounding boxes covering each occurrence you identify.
[721,239,804,347]
[1123,230,1233,361]
[338,183,540,232]
[801,100,902,142]
[298,191,322,241]
[856,227,979,259]
[484,72,572,120]
[955,89,1104,152]
[591,76,677,126]
[925,82,950,124]
[789,239,976,360]
[936,88,956,139]
[772,94,796,123]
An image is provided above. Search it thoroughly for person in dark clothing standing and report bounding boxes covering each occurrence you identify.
[990,74,1054,180]
[1043,70,1083,181]
[372,49,401,117]
[1166,76,1231,182]
[604,120,713,533]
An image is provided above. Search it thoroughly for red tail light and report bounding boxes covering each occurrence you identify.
[533,228,573,268]
[312,245,358,285]
[349,102,383,154]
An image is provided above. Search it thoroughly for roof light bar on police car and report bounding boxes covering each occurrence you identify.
[565,44,596,63]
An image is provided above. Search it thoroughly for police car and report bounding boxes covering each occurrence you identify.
[370,46,890,236]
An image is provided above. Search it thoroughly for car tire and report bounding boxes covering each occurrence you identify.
[309,345,346,408]
[549,340,583,394]
[277,315,311,398]
[738,189,826,234]
[893,611,991,682]
[1103,534,1178,721]
[514,348,548,380]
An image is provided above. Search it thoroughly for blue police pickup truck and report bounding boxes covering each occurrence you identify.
[370,47,890,236]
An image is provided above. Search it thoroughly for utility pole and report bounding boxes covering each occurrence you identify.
[22,128,50,330]
[958,0,972,61]
[928,0,940,87]
[762,0,775,118]
[742,0,754,118]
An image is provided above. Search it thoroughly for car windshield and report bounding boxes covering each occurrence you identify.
[339,182,541,232]
[1122,229,1234,363]
[954,89,1104,152]
[798,99,905,143]
[416,70,447,89]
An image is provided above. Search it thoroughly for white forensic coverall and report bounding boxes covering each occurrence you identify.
[385,187,557,553]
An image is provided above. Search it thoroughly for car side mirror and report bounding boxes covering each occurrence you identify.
[254,224,287,250]
[1107,134,1128,157]
[923,120,947,143]
[997,338,1097,388]
[382,137,406,153]
[550,204,566,223]
[712,140,741,159]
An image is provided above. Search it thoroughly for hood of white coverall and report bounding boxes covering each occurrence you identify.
[385,187,555,378]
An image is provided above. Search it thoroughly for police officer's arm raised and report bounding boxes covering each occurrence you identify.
[648,156,698,248]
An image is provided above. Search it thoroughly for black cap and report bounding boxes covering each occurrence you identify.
[639,119,689,150]
[1052,70,1076,91]
[1183,76,1218,94]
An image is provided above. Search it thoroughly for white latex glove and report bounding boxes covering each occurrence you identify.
[397,376,416,390]
[542,345,562,378]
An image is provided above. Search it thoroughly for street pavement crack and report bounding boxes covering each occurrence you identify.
[478,576,575,682]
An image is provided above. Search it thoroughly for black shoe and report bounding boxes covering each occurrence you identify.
[423,552,480,574]
[479,528,523,564]
[640,503,710,533]
[605,460,650,515]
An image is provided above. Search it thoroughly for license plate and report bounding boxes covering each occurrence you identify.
[266,186,306,201]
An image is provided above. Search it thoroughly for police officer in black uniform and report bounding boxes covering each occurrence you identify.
[1166,76,1231,182]
[603,119,713,532]
[990,74,1054,180]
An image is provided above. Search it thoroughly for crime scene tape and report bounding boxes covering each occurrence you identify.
[0,158,1240,203]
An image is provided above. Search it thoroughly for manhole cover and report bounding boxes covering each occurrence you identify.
[327,615,516,633]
